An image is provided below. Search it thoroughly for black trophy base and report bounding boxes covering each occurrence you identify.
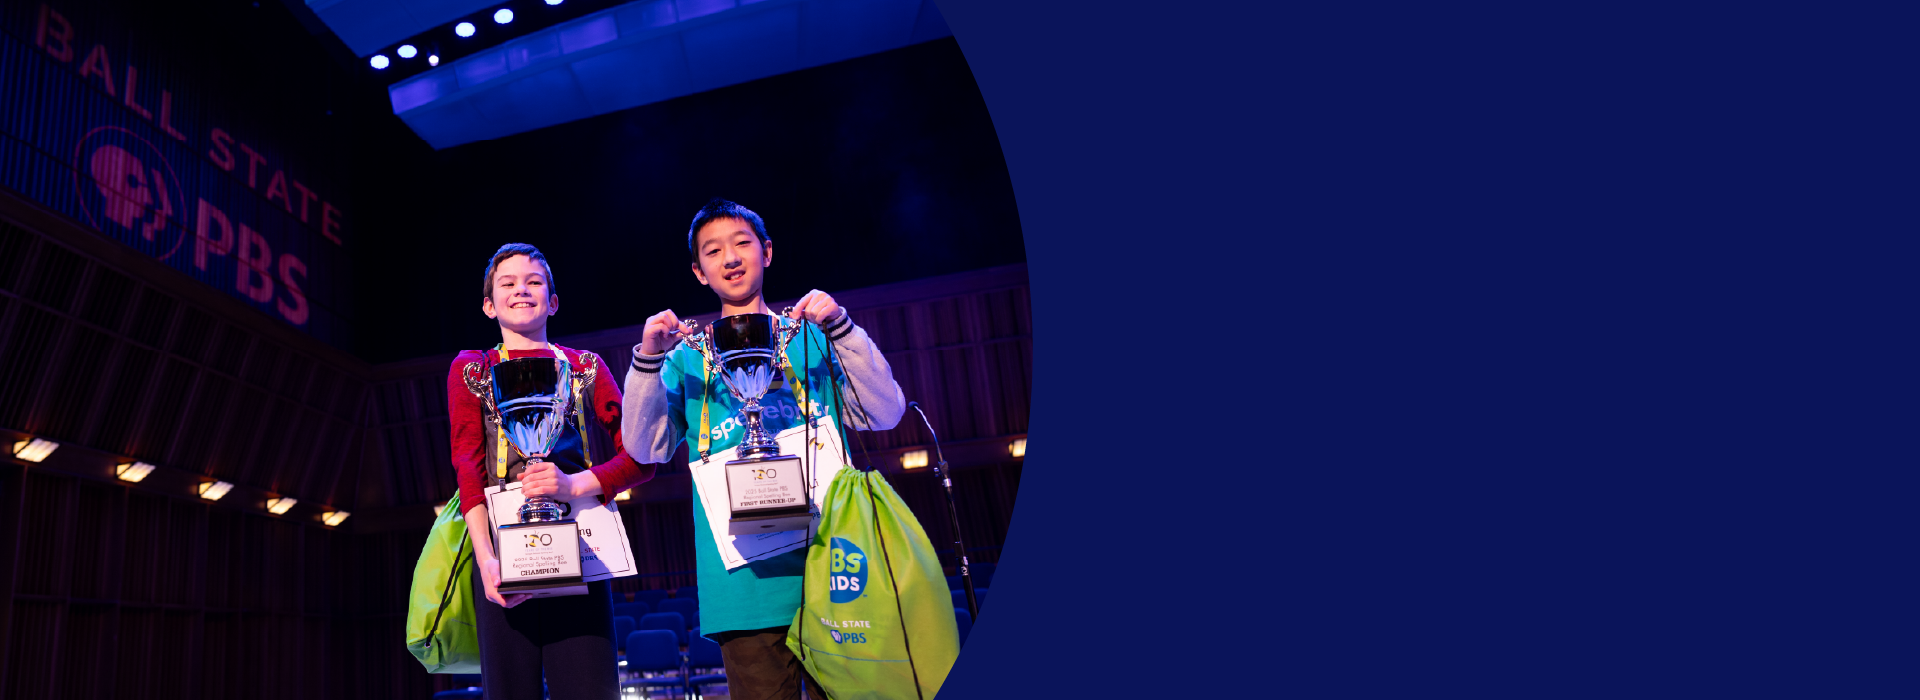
[727,506,814,535]
[497,576,588,598]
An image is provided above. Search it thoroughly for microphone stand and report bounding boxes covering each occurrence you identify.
[910,402,978,620]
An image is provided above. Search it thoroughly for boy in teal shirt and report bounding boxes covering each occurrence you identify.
[623,199,905,700]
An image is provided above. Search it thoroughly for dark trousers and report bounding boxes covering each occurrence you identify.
[473,572,619,700]
[716,626,818,700]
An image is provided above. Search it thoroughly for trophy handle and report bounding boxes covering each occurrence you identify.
[775,317,802,369]
[461,361,498,417]
[686,329,719,374]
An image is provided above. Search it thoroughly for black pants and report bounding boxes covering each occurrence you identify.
[716,626,818,700]
[473,572,619,700]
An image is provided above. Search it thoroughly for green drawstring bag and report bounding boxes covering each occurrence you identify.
[406,491,481,674]
[788,469,960,700]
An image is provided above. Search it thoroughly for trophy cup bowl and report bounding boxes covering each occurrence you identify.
[491,357,574,522]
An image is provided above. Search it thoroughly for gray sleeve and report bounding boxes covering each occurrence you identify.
[820,309,907,431]
[622,344,682,463]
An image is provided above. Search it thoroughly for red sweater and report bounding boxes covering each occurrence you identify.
[448,345,655,516]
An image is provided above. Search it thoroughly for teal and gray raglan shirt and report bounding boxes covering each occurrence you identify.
[622,309,905,637]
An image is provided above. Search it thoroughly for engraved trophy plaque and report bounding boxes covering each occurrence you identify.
[686,313,814,535]
[464,356,586,596]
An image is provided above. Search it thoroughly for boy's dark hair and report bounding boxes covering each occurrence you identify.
[687,198,771,262]
[482,242,555,297]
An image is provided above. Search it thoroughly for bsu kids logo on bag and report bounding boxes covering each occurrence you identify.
[828,537,867,603]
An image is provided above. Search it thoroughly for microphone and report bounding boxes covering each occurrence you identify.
[907,402,948,472]
[908,401,979,619]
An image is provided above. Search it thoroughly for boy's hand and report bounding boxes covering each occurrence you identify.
[789,289,843,325]
[478,557,531,608]
[518,459,573,500]
[640,309,693,355]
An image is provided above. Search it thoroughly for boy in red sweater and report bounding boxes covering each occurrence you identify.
[446,243,655,700]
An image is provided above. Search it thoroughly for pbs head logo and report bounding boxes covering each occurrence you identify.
[71,126,188,261]
[828,537,867,603]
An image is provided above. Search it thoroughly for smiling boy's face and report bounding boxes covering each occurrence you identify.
[483,254,556,332]
[691,216,771,304]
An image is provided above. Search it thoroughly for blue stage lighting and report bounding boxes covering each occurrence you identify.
[398,44,418,59]
[429,54,440,66]
[455,21,476,37]
[546,0,565,4]
[370,54,390,69]
[494,8,514,24]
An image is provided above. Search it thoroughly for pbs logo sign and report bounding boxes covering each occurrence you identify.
[828,537,867,604]
[71,126,188,261]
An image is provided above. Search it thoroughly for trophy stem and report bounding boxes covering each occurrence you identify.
[737,399,780,460]
[517,457,565,523]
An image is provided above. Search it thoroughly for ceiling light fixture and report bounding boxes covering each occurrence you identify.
[116,462,156,482]
[12,438,58,462]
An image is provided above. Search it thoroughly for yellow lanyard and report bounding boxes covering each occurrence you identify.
[696,320,811,463]
[490,343,587,480]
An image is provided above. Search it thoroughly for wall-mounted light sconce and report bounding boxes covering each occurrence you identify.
[901,449,929,469]
[199,481,233,501]
[116,462,156,482]
[266,497,297,515]
[12,438,58,462]
[322,511,351,527]
[1010,438,1026,459]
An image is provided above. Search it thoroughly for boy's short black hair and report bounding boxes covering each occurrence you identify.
[482,242,555,297]
[687,198,771,262]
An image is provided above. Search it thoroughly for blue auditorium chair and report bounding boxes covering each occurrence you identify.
[613,616,636,656]
[954,607,973,645]
[951,588,988,614]
[686,634,728,698]
[640,611,688,645]
[614,601,650,624]
[971,562,996,587]
[658,597,700,631]
[621,629,687,698]
[675,585,699,600]
[634,589,670,607]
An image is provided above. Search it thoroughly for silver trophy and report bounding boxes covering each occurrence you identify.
[462,355,589,595]
[686,313,814,534]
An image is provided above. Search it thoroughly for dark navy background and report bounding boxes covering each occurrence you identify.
[935,1,1915,697]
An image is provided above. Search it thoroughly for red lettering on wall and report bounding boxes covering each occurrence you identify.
[320,202,342,245]
[77,44,116,97]
[291,180,318,223]
[208,128,235,171]
[157,91,187,142]
[193,199,234,270]
[121,65,153,119]
[277,254,309,324]
[237,143,266,189]
[236,225,274,302]
[35,4,74,63]
[264,170,290,210]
